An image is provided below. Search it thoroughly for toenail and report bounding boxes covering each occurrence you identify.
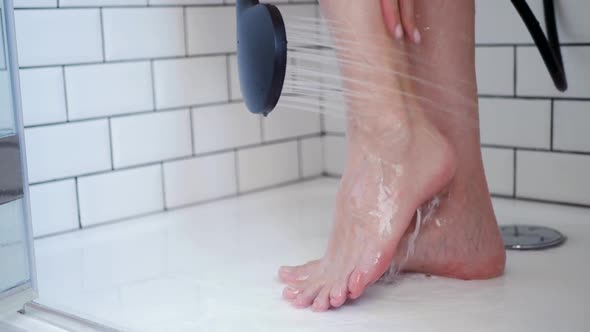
[296,273,310,281]
[312,303,328,312]
[293,298,309,308]
[413,29,422,44]
[394,24,403,39]
[285,286,300,294]
[331,295,345,307]
[283,287,301,300]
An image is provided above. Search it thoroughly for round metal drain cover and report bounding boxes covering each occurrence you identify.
[500,225,566,250]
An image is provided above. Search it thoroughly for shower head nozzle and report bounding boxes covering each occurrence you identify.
[236,0,287,116]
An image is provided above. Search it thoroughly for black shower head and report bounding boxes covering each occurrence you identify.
[236,0,287,116]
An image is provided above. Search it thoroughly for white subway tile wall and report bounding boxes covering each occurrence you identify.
[65,61,154,120]
[185,7,236,55]
[481,147,515,197]
[77,165,164,227]
[13,0,58,7]
[18,1,323,237]
[553,101,590,153]
[152,56,228,109]
[517,46,590,98]
[228,55,241,100]
[20,67,67,126]
[102,8,185,61]
[477,0,590,205]
[475,47,515,96]
[516,151,590,206]
[28,179,79,237]
[300,136,323,178]
[163,152,237,208]
[16,0,590,237]
[322,0,590,208]
[15,9,103,67]
[110,109,193,168]
[237,141,300,192]
[323,135,345,176]
[479,98,551,149]
[191,102,261,153]
[25,120,112,183]
[263,98,322,141]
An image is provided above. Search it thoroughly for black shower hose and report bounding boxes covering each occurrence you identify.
[511,0,568,91]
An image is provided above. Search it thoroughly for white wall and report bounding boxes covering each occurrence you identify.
[322,0,590,208]
[17,0,590,238]
[15,0,323,237]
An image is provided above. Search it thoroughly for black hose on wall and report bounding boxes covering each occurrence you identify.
[511,0,568,91]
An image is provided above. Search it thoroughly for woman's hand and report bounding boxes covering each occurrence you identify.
[380,0,420,43]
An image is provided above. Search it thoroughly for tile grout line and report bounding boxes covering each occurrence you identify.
[149,60,157,111]
[99,8,106,62]
[491,193,590,209]
[478,95,590,101]
[550,99,555,150]
[475,43,590,47]
[23,98,247,130]
[318,44,327,135]
[21,98,354,130]
[33,176,326,240]
[15,2,319,11]
[297,138,304,179]
[259,116,265,142]
[188,108,196,156]
[27,134,324,187]
[225,55,232,102]
[34,175,590,241]
[513,148,517,198]
[479,144,590,156]
[513,46,517,97]
[0,11,5,71]
[61,66,70,121]
[234,149,241,194]
[160,162,168,211]
[25,105,193,129]
[182,6,189,57]
[74,177,82,230]
[19,53,237,71]
[107,118,115,170]
[320,134,327,176]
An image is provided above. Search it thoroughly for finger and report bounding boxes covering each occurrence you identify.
[380,0,404,40]
[399,0,420,43]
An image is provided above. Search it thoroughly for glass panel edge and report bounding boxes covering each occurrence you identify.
[2,0,38,296]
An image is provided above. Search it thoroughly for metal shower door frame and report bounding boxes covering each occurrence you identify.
[0,0,38,316]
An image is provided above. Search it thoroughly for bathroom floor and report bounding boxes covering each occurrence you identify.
[33,178,589,331]
[0,313,67,332]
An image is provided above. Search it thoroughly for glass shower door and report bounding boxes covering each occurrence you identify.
[0,0,37,316]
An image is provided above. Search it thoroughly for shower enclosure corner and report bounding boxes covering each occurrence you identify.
[0,0,38,317]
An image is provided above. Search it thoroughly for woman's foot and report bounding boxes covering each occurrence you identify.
[277,119,505,311]
[279,109,457,311]
[392,170,506,281]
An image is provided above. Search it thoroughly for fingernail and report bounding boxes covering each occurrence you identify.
[413,29,422,44]
[395,24,404,40]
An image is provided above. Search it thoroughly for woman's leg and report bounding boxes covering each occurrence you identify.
[278,0,505,311]
[393,0,506,279]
